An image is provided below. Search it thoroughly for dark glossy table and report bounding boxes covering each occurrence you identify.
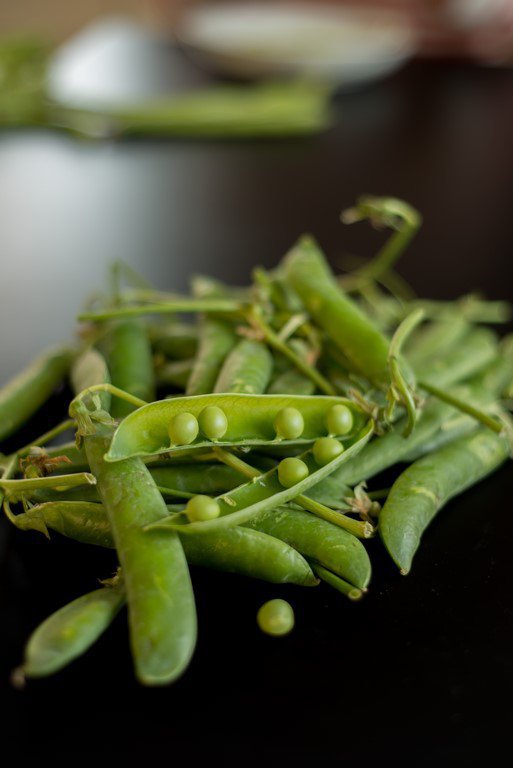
[1,57,513,766]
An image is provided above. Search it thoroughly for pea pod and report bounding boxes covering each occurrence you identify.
[150,421,373,534]
[84,429,197,685]
[380,429,510,574]
[18,581,125,679]
[214,339,273,395]
[248,506,371,589]
[11,501,317,586]
[106,393,365,461]
[283,236,391,386]
[105,320,155,418]
[186,318,237,396]
[0,346,73,443]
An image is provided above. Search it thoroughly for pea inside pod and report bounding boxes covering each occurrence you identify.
[106,393,365,461]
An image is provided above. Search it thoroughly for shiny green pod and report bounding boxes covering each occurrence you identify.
[19,582,125,679]
[284,236,391,386]
[380,429,509,574]
[105,320,155,417]
[214,339,273,395]
[106,393,366,461]
[84,429,197,685]
[11,501,317,586]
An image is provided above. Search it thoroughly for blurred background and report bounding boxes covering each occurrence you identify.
[1,0,513,380]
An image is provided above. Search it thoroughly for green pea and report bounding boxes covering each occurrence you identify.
[168,412,199,445]
[278,457,309,488]
[185,495,221,523]
[198,405,228,441]
[313,437,344,466]
[326,404,353,436]
[274,407,305,440]
[257,599,295,637]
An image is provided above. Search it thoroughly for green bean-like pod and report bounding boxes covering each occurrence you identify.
[186,318,237,396]
[84,429,197,686]
[150,421,373,535]
[380,429,510,574]
[283,236,391,386]
[0,346,73,443]
[106,393,366,461]
[214,339,273,394]
[18,582,125,679]
[151,323,198,360]
[11,501,317,586]
[105,320,155,417]
[248,506,371,589]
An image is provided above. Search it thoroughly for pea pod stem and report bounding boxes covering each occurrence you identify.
[246,305,335,396]
[419,380,503,434]
[69,383,148,420]
[1,471,96,496]
[78,299,243,323]
[311,564,364,600]
[156,485,195,500]
[212,447,374,539]
[9,419,76,460]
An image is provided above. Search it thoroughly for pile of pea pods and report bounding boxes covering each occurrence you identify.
[2,196,512,686]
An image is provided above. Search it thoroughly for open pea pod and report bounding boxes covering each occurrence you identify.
[149,421,374,534]
[105,393,366,461]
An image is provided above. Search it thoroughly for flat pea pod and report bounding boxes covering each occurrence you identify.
[150,421,373,534]
[186,318,237,396]
[106,393,366,461]
[11,501,317,586]
[0,346,73,443]
[18,582,124,679]
[380,429,510,575]
[214,339,273,395]
[247,506,371,589]
[84,429,196,685]
[105,320,155,418]
[284,236,391,386]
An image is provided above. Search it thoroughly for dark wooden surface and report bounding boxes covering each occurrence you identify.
[1,56,513,766]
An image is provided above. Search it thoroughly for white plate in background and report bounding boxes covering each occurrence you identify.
[176,2,417,87]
